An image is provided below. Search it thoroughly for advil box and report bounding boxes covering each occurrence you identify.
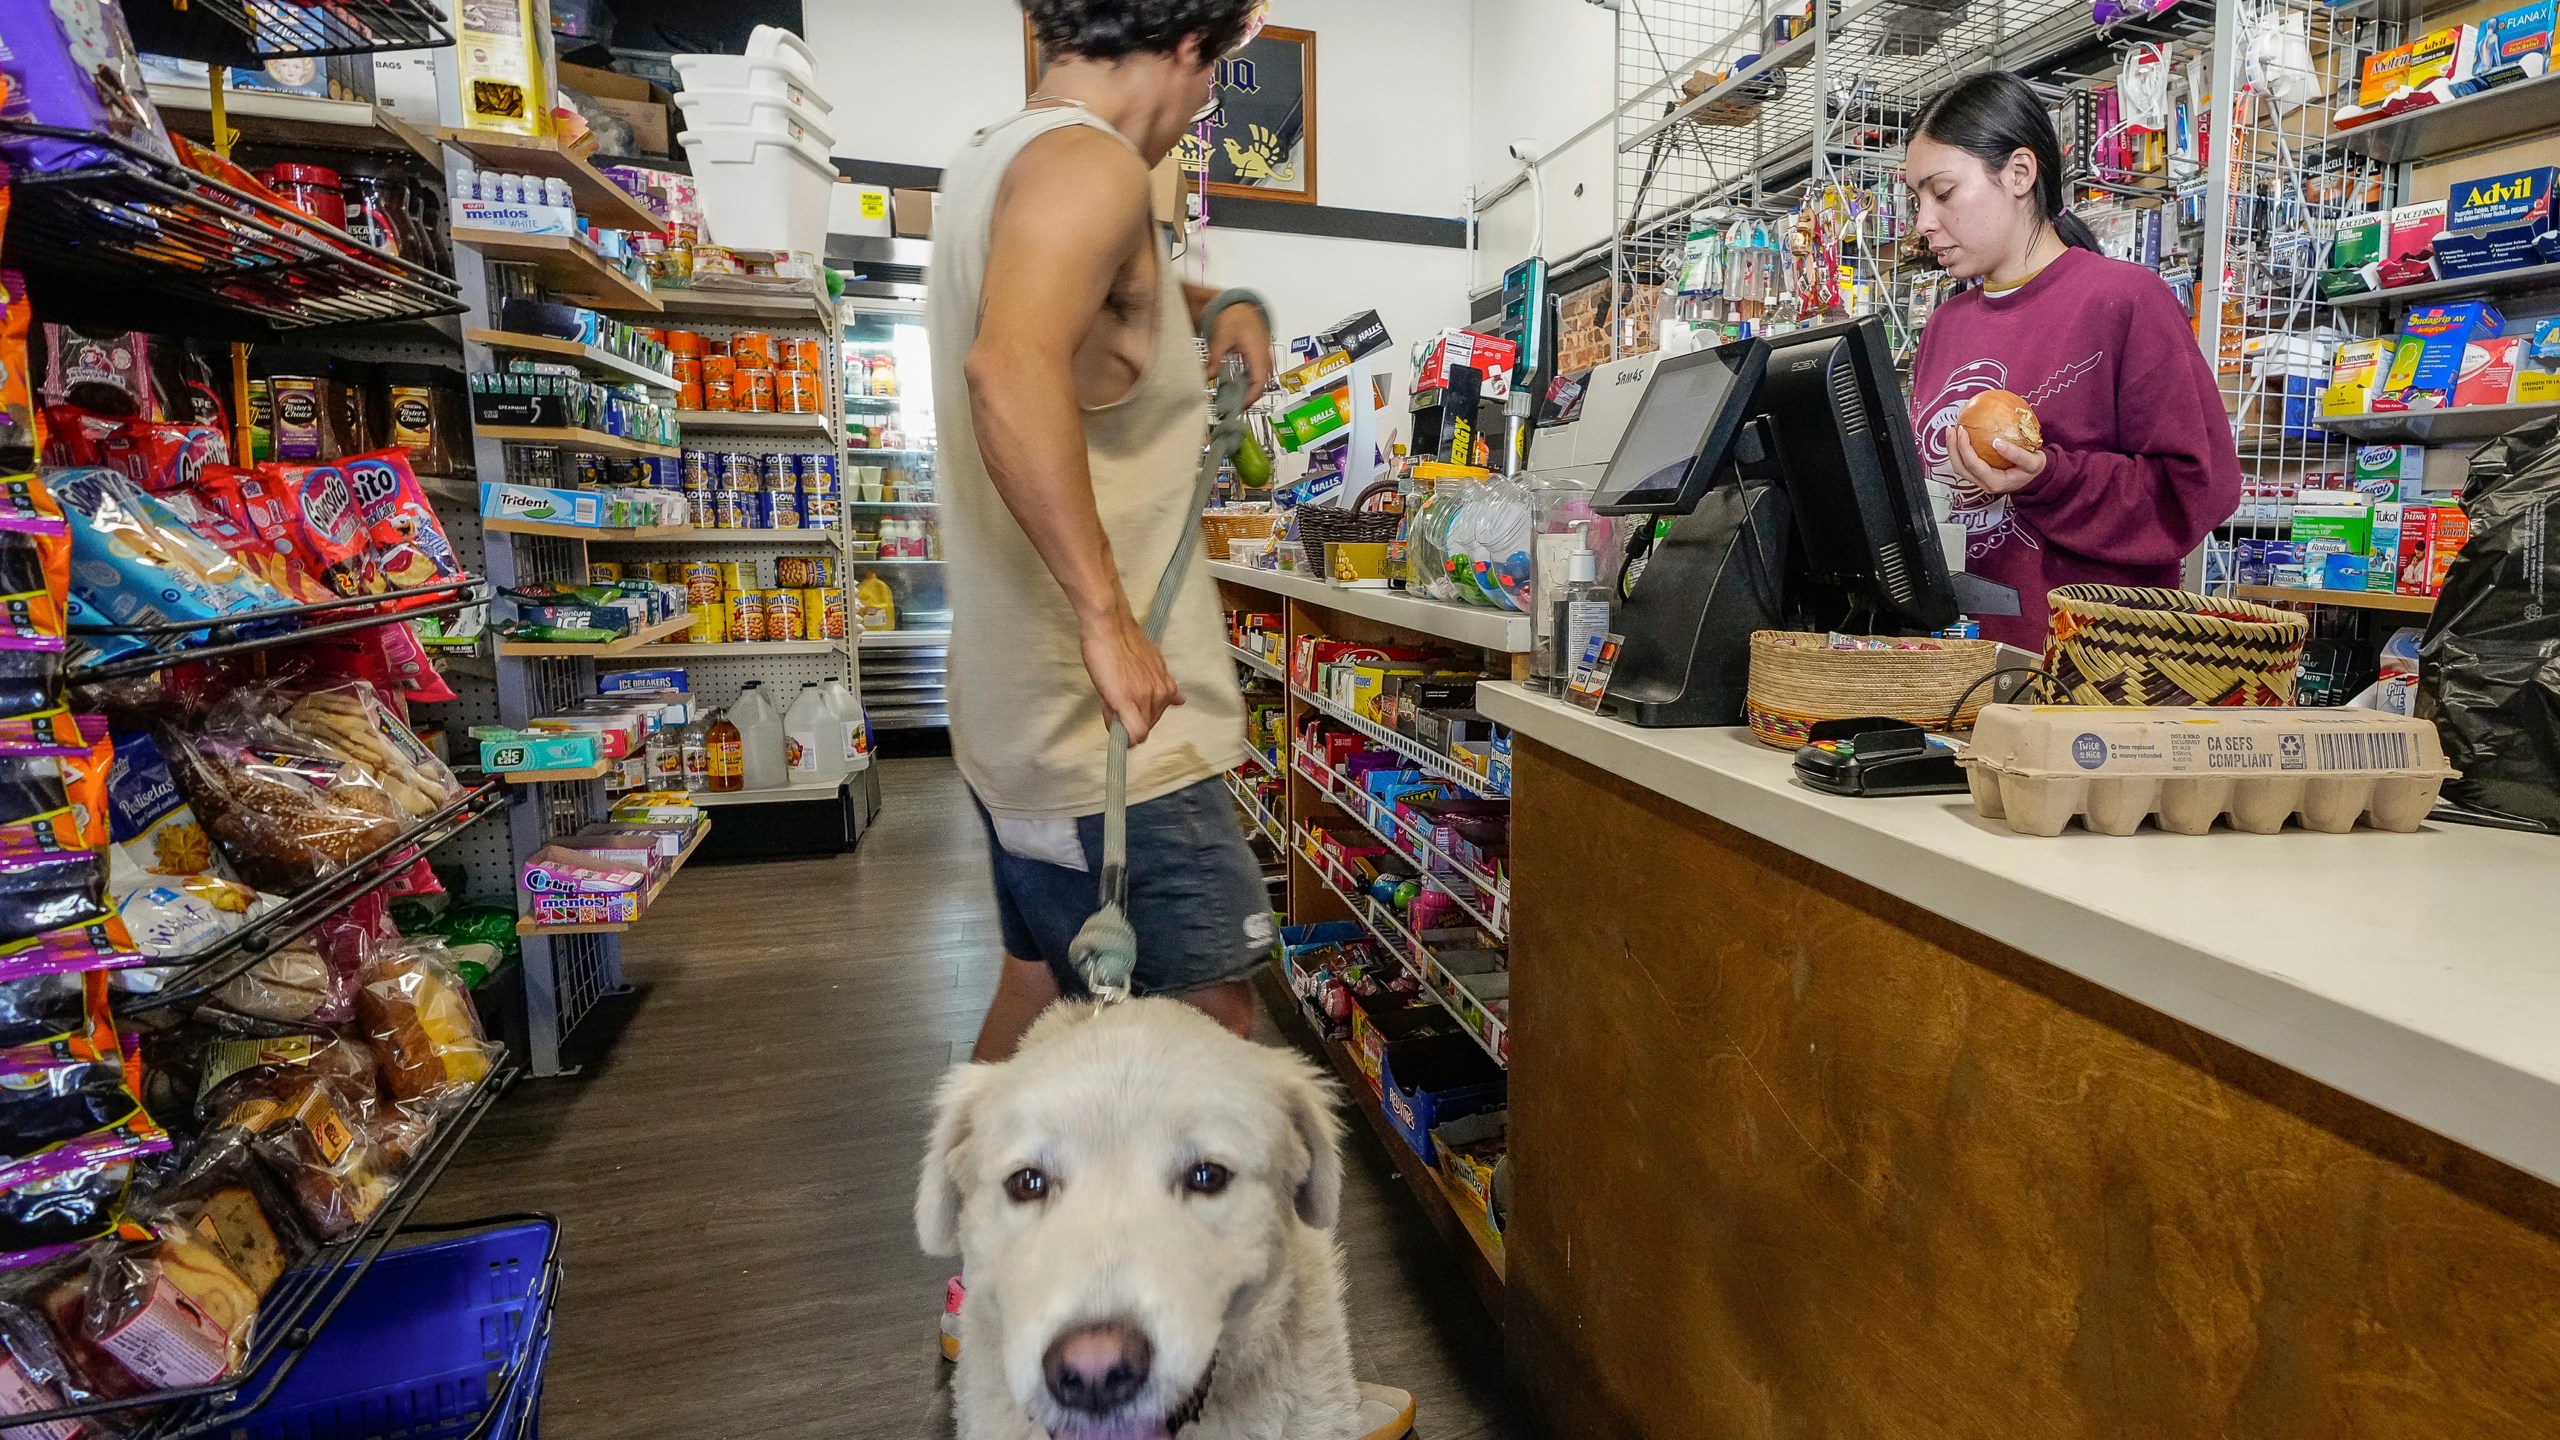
[2436,166,2559,277]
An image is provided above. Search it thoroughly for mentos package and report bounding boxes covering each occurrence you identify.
[342,450,464,592]
[0,0,177,174]
[2472,0,2554,88]
[2435,167,2559,278]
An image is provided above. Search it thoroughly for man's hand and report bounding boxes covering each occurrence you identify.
[1204,301,1273,406]
[1945,422,2048,496]
[1081,605,1185,742]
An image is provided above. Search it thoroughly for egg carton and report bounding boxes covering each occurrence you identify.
[1959,705,2455,837]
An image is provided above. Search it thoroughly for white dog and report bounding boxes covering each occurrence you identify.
[916,1000,1377,1440]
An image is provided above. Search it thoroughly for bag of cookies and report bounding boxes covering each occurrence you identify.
[275,684,457,821]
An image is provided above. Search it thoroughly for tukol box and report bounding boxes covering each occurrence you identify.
[2369,501,2405,592]
[2455,335,2523,405]
[2436,166,2559,278]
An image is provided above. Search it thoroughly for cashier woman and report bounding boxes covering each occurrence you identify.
[1902,71,2242,649]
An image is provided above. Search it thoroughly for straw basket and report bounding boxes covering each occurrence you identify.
[1201,508,1285,561]
[2040,586,2309,707]
[1743,631,2003,748]
[1292,507,1402,579]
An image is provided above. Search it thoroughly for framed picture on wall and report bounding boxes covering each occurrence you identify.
[1023,21,1318,206]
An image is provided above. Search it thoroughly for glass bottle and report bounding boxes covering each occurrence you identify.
[705,709,744,793]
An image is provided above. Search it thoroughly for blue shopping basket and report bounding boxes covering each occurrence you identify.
[234,1216,561,1440]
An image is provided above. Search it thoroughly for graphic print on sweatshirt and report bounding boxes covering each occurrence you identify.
[1914,351,2104,562]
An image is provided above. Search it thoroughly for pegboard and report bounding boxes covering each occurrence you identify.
[613,647,851,713]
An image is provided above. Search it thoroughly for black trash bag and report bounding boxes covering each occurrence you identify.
[2419,416,2560,829]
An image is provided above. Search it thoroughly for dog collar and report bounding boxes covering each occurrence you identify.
[1166,1357,1217,1435]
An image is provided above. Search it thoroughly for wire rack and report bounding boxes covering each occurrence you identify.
[0,126,463,339]
[184,0,455,59]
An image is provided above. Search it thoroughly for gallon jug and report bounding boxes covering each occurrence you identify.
[730,682,789,790]
[820,679,871,771]
[785,682,846,785]
[855,573,897,631]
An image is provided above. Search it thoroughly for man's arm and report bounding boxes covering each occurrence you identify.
[966,128,1181,742]
[1184,281,1274,404]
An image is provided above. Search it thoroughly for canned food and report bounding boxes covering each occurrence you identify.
[720,452,760,491]
[820,588,847,640]
[740,490,774,528]
[682,561,722,606]
[777,370,820,413]
[681,449,717,490]
[785,588,821,640]
[711,489,745,529]
[725,590,767,644]
[588,561,623,582]
[760,454,796,494]
[640,455,682,488]
[738,368,777,412]
[762,588,803,640]
[667,330,707,357]
[701,353,737,383]
[700,378,734,412]
[770,488,802,529]
[671,353,702,383]
[573,453,611,487]
[679,381,705,410]
[804,498,838,530]
[798,453,838,495]
[687,605,726,644]
[711,560,751,593]
[729,331,777,369]
[774,553,836,588]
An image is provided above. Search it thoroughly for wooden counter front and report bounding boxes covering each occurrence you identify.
[1505,737,2560,1439]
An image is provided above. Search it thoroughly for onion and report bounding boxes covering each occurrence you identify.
[1956,389,2044,467]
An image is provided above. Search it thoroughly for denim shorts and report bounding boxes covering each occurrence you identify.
[975,776,1277,998]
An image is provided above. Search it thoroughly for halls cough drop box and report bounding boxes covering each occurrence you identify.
[1960,706,2456,836]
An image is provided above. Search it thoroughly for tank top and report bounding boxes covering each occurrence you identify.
[927,105,1246,821]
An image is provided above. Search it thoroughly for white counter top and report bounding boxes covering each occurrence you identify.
[1479,682,2560,1187]
[1208,562,1534,652]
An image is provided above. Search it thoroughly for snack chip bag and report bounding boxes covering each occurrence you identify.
[103,730,227,884]
[0,471,67,655]
[51,467,278,635]
[191,466,332,604]
[0,743,109,862]
[95,418,228,494]
[37,405,122,469]
[343,451,464,593]
[0,919,144,982]
[0,272,34,471]
[240,464,381,598]
[37,330,151,420]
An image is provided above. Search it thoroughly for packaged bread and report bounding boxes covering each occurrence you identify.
[204,937,340,1026]
[356,944,494,1110]
[157,721,404,892]
[276,684,457,820]
[75,1233,256,1388]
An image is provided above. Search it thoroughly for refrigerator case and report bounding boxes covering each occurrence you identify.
[843,297,949,731]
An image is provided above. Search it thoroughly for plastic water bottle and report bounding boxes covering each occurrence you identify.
[820,679,870,772]
[729,682,789,790]
[785,682,844,786]
[679,715,710,792]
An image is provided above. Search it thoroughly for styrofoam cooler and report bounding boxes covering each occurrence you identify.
[676,85,836,149]
[679,121,836,253]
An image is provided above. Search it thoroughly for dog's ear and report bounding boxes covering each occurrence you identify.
[1270,1052,1345,1229]
[916,1062,996,1256]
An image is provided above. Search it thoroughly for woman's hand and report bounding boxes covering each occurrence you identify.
[1944,421,2047,496]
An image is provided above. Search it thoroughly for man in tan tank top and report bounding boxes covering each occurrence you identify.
[931,0,1276,1064]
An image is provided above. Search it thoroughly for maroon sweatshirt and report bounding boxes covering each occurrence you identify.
[1907,245,2241,650]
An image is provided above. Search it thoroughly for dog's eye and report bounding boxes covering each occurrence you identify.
[1004,1167,1049,1203]
[1182,1161,1232,1197]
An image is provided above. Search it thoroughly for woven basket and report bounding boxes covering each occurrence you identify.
[2040,585,2309,707]
[1292,507,1402,580]
[1201,508,1285,561]
[1743,631,2003,749]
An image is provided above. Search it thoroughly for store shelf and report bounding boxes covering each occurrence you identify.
[482,516,692,542]
[647,285,836,328]
[1257,966,1506,1314]
[674,409,836,435]
[501,762,614,785]
[1296,825,1509,1068]
[149,83,441,164]
[852,557,943,565]
[844,448,934,458]
[2319,402,2560,445]
[452,228,662,312]
[71,580,484,682]
[844,499,939,509]
[1294,749,1509,939]
[1228,643,1286,682]
[434,129,666,233]
[0,123,466,339]
[861,630,952,648]
[1292,683,1509,801]
[516,818,712,935]
[182,0,451,58]
[610,641,840,661]
[1223,770,1288,851]
[1209,562,1535,652]
[2330,74,2560,164]
[475,425,680,458]
[692,777,851,807]
[496,611,695,658]
[466,328,678,389]
[125,780,509,1013]
[2327,261,2560,310]
[2233,585,2437,614]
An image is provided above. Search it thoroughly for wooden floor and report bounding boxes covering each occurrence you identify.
[422,756,1526,1440]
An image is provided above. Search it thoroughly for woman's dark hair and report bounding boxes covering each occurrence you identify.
[1022,0,1260,63]
[1911,71,2102,253]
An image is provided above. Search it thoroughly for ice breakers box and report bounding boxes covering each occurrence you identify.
[1959,706,2455,836]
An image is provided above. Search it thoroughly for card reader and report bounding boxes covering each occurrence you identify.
[1791,717,1970,797]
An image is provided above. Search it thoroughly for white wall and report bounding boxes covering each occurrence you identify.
[803,0,1027,170]
[1470,0,1617,292]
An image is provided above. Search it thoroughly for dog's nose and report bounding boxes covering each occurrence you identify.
[1042,1320,1153,1414]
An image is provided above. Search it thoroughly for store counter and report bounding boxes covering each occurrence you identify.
[1477,682,2560,1438]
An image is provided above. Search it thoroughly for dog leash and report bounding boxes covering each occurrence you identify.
[1068,357,1256,1004]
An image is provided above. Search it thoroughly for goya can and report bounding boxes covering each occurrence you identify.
[681,449,717,490]
[726,590,767,644]
[760,453,796,495]
[761,588,802,640]
[711,489,745,530]
[798,452,838,495]
[721,451,761,493]
[770,488,802,529]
